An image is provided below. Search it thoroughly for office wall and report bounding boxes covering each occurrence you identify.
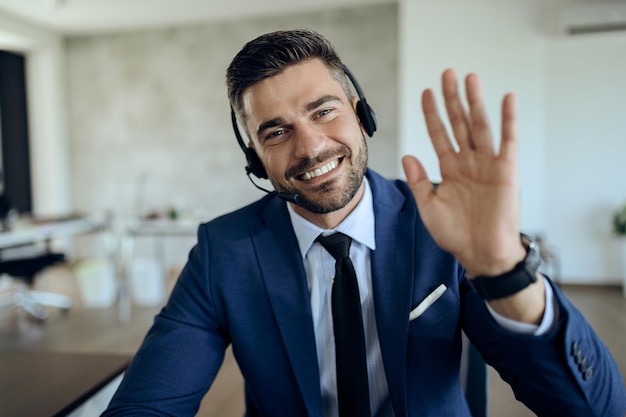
[400,0,546,232]
[66,4,398,228]
[8,0,624,283]
[545,33,626,283]
[399,0,626,283]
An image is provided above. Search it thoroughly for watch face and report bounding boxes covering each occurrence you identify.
[523,236,542,273]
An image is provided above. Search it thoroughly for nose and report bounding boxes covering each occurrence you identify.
[293,123,326,159]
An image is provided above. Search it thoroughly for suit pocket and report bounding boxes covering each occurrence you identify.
[409,283,447,321]
[408,285,459,341]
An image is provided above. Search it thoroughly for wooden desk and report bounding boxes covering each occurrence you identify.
[0,351,130,417]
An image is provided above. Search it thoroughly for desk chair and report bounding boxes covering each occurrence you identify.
[0,248,70,321]
[461,331,488,417]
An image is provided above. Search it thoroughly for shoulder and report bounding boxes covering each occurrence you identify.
[197,194,289,239]
[366,168,416,210]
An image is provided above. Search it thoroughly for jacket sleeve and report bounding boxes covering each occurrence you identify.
[102,226,228,416]
[462,277,626,417]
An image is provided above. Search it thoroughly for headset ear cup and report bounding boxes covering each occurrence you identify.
[231,106,269,179]
[244,148,268,179]
[356,100,377,137]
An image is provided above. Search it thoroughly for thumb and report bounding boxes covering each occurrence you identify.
[402,155,434,205]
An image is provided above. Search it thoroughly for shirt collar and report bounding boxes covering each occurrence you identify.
[287,177,376,258]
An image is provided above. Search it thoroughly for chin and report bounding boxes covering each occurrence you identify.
[293,179,362,214]
[295,198,346,214]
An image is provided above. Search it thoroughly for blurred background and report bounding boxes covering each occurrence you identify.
[1,0,625,285]
[0,1,624,416]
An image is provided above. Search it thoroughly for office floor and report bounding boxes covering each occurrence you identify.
[0,265,624,417]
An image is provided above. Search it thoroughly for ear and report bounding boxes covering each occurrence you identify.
[351,95,360,111]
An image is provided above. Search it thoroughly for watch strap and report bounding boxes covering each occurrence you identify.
[467,234,541,301]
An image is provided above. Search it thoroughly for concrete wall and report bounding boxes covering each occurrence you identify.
[66,4,398,226]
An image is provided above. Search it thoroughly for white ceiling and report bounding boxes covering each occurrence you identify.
[0,0,394,35]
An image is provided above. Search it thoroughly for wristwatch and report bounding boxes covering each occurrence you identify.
[467,234,541,301]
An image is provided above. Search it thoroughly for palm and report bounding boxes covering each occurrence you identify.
[403,70,523,277]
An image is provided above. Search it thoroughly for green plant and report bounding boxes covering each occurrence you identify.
[613,204,626,236]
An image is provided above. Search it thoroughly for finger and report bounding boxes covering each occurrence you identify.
[442,68,473,151]
[465,73,495,155]
[499,93,518,162]
[421,88,455,159]
[402,155,435,206]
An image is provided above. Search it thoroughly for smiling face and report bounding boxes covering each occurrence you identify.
[241,59,368,228]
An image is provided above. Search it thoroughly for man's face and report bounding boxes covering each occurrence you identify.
[241,59,368,215]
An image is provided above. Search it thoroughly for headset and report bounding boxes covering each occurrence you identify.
[230,65,377,181]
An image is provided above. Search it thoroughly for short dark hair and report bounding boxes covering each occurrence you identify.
[226,29,351,127]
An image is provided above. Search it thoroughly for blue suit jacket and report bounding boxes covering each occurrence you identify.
[105,170,626,416]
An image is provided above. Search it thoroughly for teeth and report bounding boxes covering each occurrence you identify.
[302,160,338,180]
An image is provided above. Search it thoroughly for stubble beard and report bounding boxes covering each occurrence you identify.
[274,138,368,214]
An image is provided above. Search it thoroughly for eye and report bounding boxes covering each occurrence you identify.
[316,108,333,119]
[264,129,287,142]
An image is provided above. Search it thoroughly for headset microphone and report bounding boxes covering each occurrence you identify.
[245,171,302,204]
[275,192,302,204]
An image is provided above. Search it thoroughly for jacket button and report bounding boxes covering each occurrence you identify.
[583,367,594,381]
[574,350,584,364]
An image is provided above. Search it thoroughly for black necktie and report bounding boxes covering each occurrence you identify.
[316,232,371,417]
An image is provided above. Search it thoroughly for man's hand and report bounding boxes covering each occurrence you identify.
[402,69,545,323]
[402,69,524,277]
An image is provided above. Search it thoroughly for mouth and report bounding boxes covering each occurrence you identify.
[298,158,341,181]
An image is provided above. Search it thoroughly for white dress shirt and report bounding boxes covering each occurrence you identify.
[288,178,387,417]
[287,177,556,417]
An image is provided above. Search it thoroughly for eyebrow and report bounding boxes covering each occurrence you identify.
[255,94,343,138]
[305,94,342,112]
[256,118,284,138]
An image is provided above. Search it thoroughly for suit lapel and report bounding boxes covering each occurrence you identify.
[252,199,323,417]
[368,171,416,415]
[249,172,420,417]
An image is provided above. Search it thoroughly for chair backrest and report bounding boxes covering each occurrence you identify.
[460,331,487,417]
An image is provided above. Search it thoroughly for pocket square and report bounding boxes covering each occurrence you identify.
[409,283,447,321]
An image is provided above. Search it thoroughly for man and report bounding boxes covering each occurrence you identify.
[104,29,625,416]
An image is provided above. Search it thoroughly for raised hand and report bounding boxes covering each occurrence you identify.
[402,69,525,278]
